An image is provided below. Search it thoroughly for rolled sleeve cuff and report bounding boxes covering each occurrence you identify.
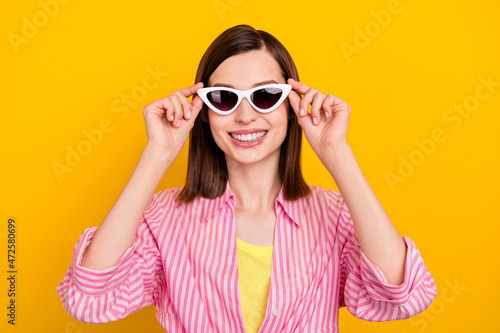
[71,227,136,295]
[359,236,431,306]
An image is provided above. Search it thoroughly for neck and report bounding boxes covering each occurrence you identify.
[226,152,282,213]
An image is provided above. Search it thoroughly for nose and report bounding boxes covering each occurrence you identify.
[234,97,258,124]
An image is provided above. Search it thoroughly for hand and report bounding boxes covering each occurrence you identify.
[287,78,352,157]
[142,82,204,154]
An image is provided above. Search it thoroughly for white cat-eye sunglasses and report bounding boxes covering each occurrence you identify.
[197,83,292,115]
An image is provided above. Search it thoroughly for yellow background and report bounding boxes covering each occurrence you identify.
[1,0,499,332]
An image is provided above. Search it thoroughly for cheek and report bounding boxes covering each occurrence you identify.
[271,105,289,133]
[208,110,222,131]
[208,111,230,146]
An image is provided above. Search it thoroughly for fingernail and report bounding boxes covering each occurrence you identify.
[313,117,318,125]
[187,111,191,119]
[325,112,330,117]
[170,114,174,121]
[289,78,294,82]
[176,120,181,127]
[300,108,305,116]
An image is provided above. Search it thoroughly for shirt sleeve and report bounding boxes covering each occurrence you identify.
[56,193,165,323]
[334,194,438,322]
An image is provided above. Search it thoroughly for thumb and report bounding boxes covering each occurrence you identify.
[191,95,204,119]
[287,90,301,116]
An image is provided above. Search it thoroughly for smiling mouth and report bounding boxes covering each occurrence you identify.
[229,130,268,142]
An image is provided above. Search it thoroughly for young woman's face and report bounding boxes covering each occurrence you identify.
[207,49,289,167]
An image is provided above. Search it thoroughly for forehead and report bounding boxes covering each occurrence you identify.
[208,50,284,89]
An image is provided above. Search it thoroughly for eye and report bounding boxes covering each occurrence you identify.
[251,87,283,109]
[207,90,238,111]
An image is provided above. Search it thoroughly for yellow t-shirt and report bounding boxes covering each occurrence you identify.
[236,237,274,333]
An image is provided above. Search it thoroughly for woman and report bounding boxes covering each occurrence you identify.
[57,24,437,332]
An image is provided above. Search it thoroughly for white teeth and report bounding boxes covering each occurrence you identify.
[230,131,267,142]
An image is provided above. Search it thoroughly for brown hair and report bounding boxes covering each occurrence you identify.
[177,24,310,203]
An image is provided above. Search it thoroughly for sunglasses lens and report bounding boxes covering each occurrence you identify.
[207,90,238,111]
[251,87,283,110]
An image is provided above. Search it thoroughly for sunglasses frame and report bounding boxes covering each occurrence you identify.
[197,83,292,115]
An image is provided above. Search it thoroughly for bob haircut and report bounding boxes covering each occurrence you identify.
[177,24,310,203]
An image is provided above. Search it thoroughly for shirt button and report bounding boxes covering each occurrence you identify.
[272,309,279,316]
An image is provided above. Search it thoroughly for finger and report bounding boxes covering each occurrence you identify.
[157,98,174,120]
[287,90,301,115]
[287,90,313,129]
[287,78,312,95]
[177,95,204,130]
[334,95,347,106]
[189,95,204,123]
[175,95,193,120]
[310,92,326,125]
[328,96,352,120]
[299,88,319,117]
[178,82,204,97]
[170,95,183,127]
[329,94,350,109]
[148,96,173,121]
[321,94,334,118]
[288,78,310,115]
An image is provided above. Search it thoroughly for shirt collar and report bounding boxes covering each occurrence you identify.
[198,180,305,226]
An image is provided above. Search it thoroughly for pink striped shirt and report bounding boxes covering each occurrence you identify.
[56,182,437,332]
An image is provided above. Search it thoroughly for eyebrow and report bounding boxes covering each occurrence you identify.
[212,79,278,88]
